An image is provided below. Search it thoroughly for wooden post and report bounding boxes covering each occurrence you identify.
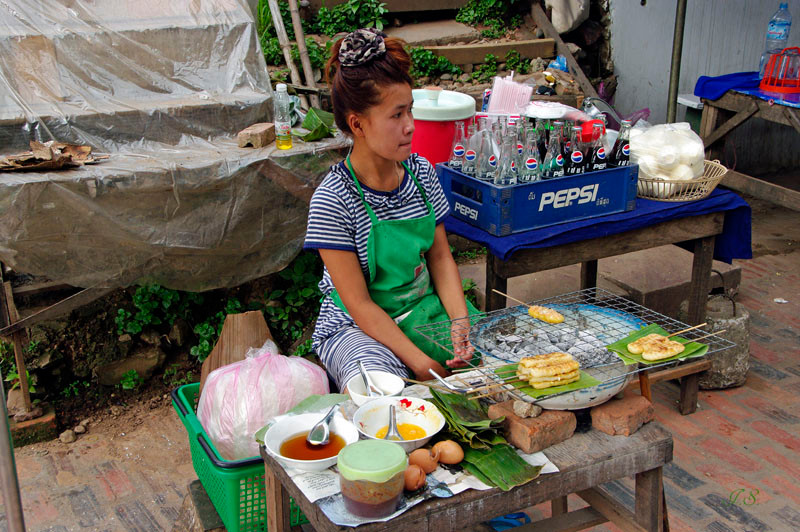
[264,460,292,532]
[1,281,31,413]
[485,255,507,312]
[635,468,665,532]
[267,0,308,108]
[287,0,319,108]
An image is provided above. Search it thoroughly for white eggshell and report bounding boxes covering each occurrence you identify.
[671,164,695,181]
[656,144,679,170]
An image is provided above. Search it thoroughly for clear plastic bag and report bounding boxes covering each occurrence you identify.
[197,340,330,460]
[630,122,706,196]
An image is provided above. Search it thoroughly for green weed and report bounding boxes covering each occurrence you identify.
[408,47,462,79]
[120,369,144,391]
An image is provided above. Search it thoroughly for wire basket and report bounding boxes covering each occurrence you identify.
[637,159,727,202]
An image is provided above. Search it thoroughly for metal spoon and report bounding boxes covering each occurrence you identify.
[358,361,384,397]
[427,368,476,394]
[382,404,404,441]
[306,404,339,446]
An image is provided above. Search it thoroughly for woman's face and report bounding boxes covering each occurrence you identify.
[354,82,415,162]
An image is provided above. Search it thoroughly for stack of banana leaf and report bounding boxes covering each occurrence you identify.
[429,389,542,491]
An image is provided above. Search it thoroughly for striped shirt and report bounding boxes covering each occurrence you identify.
[304,154,450,344]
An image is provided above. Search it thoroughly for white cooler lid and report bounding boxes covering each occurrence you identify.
[412,89,476,121]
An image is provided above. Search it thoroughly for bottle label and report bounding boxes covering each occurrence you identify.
[275,121,291,139]
[768,21,790,40]
[453,144,465,157]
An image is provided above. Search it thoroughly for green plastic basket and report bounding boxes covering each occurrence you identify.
[171,383,309,532]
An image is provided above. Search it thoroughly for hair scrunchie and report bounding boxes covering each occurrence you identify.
[338,28,387,67]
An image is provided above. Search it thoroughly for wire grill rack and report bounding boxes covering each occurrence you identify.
[415,288,736,404]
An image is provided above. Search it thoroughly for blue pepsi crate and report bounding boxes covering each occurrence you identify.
[436,163,638,236]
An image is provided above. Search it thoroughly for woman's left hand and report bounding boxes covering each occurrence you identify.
[447,317,474,368]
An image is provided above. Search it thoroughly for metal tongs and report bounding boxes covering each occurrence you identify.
[427,368,477,394]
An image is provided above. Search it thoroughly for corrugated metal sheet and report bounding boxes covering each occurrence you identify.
[609,0,800,174]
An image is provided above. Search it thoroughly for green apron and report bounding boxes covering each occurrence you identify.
[330,156,478,365]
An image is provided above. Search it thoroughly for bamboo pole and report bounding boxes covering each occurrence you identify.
[286,0,319,108]
[267,0,308,108]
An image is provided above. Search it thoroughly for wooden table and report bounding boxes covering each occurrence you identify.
[482,211,725,415]
[262,422,673,532]
[700,90,800,211]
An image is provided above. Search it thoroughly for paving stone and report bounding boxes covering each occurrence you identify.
[740,396,800,424]
[115,500,163,532]
[699,493,771,531]
[664,482,712,521]
[66,486,105,528]
[662,461,705,491]
[772,505,800,529]
[749,358,790,380]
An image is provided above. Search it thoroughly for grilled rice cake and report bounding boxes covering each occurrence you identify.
[527,305,565,324]
[517,352,581,389]
[628,333,685,360]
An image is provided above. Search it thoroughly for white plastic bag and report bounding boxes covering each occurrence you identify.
[630,123,706,198]
[197,340,329,460]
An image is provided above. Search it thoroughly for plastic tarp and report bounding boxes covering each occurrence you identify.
[0,0,347,291]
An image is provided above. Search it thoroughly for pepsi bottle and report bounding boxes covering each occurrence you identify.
[495,139,517,186]
[564,126,586,175]
[448,121,467,171]
[611,120,632,167]
[520,132,541,182]
[543,132,565,179]
[461,123,480,177]
[588,123,608,172]
[535,119,548,160]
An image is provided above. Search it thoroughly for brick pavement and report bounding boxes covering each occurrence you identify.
[6,197,799,531]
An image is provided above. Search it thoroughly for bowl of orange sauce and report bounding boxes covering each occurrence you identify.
[263,411,359,471]
[352,396,445,452]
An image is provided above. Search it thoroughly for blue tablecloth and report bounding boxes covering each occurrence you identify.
[694,71,800,108]
[444,188,752,264]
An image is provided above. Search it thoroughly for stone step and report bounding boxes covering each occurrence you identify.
[456,244,741,319]
[384,20,480,47]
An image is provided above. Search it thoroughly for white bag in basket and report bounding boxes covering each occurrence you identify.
[197,340,329,460]
[630,123,706,198]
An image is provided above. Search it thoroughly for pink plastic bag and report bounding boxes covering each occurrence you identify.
[196,340,329,460]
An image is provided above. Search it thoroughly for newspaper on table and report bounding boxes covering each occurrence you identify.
[258,379,558,527]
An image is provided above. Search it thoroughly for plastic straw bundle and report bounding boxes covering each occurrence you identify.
[487,73,533,114]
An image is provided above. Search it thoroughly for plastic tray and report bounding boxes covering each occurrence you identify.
[171,383,308,531]
[437,162,638,236]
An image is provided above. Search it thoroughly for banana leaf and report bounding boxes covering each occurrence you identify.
[292,107,336,142]
[462,445,543,491]
[429,389,507,449]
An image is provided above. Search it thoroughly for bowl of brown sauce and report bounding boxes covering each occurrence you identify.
[263,411,359,471]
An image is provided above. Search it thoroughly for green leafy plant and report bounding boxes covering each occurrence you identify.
[472,53,499,83]
[315,0,388,36]
[163,364,194,388]
[120,369,144,390]
[408,47,462,79]
[462,278,479,309]
[115,285,203,335]
[504,49,529,74]
[61,380,90,398]
[262,252,322,349]
[189,298,244,363]
[5,365,37,394]
[456,0,524,33]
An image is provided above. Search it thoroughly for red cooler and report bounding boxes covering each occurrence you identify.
[411,88,476,166]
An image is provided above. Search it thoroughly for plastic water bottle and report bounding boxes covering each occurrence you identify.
[274,83,292,150]
[760,3,792,77]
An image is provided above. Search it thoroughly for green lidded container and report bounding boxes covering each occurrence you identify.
[337,440,408,518]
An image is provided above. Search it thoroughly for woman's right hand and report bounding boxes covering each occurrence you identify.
[410,357,449,381]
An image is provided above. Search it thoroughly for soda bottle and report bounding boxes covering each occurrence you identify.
[588,123,608,172]
[495,138,517,186]
[520,130,541,183]
[564,126,586,176]
[543,130,565,179]
[552,121,566,159]
[477,137,499,181]
[535,119,548,160]
[760,3,792,77]
[448,121,467,171]
[611,120,632,167]
[461,123,480,177]
[274,83,293,150]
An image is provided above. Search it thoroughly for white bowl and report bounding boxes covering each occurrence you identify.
[352,396,445,453]
[346,371,406,406]
[263,412,359,472]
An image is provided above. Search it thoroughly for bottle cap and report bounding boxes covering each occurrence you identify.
[276,83,288,92]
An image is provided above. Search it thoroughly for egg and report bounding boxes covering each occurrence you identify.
[408,448,439,474]
[404,464,426,491]
[432,440,464,465]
